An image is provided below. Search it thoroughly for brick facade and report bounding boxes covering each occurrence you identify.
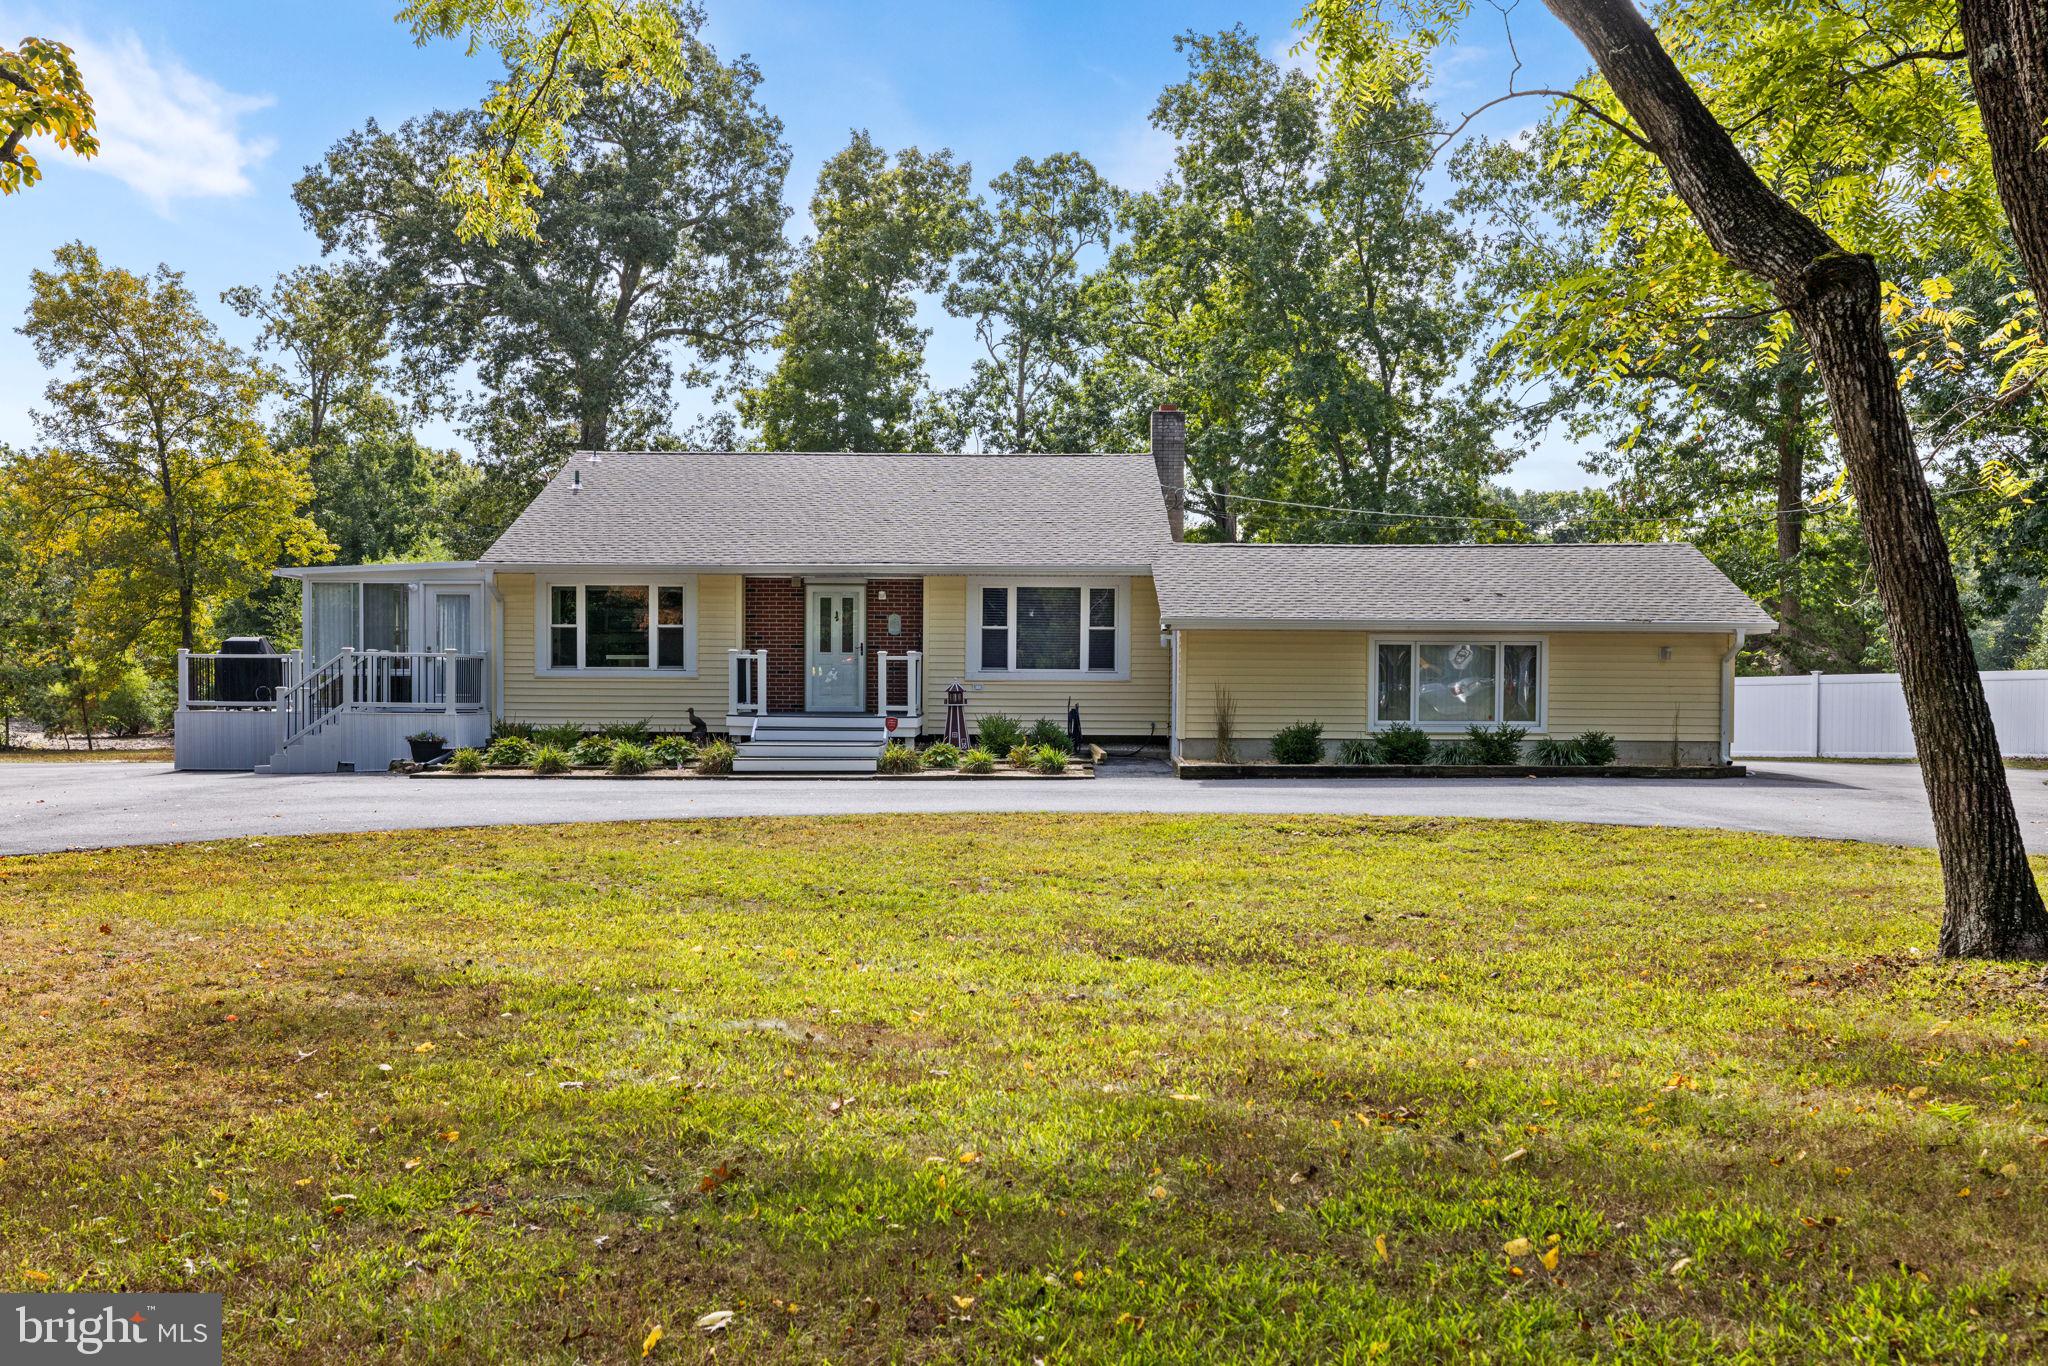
[742,576,808,714]
[742,575,924,715]
[864,578,924,713]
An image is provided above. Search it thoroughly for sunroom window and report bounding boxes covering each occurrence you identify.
[543,580,694,672]
[1375,639,1541,729]
[971,580,1125,677]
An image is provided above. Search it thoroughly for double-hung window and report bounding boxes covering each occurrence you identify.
[970,578,1127,679]
[1373,638,1542,729]
[540,580,695,674]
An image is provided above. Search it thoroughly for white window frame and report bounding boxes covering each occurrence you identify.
[966,576,1130,682]
[534,576,698,677]
[1368,635,1547,732]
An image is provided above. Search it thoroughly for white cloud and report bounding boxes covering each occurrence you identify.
[1098,118,1178,194]
[54,28,275,210]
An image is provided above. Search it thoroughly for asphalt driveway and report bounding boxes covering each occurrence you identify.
[1,758,2044,856]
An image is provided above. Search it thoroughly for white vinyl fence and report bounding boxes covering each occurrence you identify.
[1733,669,2048,759]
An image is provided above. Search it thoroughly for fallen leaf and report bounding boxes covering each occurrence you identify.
[641,1324,663,1357]
[952,1295,975,1310]
[1503,1237,1532,1257]
[1374,1234,1389,1262]
[209,1187,228,1204]
[1539,1246,1560,1272]
[1669,1257,1693,1276]
[693,1309,733,1334]
[414,1042,436,1054]
[1501,1147,1529,1165]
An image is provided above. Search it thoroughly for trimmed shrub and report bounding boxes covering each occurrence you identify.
[570,735,615,767]
[877,741,924,774]
[449,747,484,774]
[697,739,736,775]
[484,736,534,769]
[1431,740,1476,765]
[1572,730,1618,766]
[1031,744,1069,774]
[608,741,653,775]
[598,718,652,744]
[649,736,697,768]
[531,744,571,775]
[1026,717,1071,753]
[532,722,585,749]
[1464,723,1529,765]
[1336,737,1376,765]
[976,713,1025,753]
[490,720,535,742]
[958,747,997,774]
[1005,743,1034,768]
[1370,724,1432,764]
[1269,721,1325,765]
[922,741,961,770]
[1530,736,1577,766]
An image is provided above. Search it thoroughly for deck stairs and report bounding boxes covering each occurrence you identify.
[733,714,890,773]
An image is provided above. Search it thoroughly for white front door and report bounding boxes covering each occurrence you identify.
[805,584,864,712]
[429,588,482,706]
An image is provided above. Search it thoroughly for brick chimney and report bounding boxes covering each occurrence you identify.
[1150,404,1186,541]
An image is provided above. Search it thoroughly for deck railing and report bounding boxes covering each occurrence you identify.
[274,649,488,748]
[178,651,302,709]
[877,649,923,718]
[727,648,768,716]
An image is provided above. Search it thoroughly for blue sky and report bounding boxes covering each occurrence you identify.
[1,0,1599,487]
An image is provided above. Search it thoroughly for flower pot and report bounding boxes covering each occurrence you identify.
[408,736,446,763]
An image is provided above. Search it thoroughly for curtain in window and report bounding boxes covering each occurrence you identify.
[1015,587,1081,670]
[363,584,408,652]
[311,583,358,663]
[1375,643,1412,722]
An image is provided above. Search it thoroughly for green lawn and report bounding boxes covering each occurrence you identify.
[2,816,2044,1363]
[0,745,174,762]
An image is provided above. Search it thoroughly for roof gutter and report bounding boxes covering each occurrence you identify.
[1154,616,1774,635]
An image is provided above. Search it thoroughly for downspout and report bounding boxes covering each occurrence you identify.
[1718,629,1747,765]
[484,567,505,725]
[1168,625,1183,767]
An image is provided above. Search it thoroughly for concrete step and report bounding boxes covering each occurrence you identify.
[750,715,887,734]
[736,740,886,759]
[733,755,879,773]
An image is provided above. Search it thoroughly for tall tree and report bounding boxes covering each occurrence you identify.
[224,264,392,451]
[7,243,331,657]
[397,0,691,242]
[1,36,97,193]
[298,14,788,519]
[1087,29,1519,541]
[943,153,1119,452]
[741,131,976,452]
[1304,0,2047,958]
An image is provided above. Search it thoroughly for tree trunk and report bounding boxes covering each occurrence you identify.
[1957,0,2048,311]
[1543,0,2047,958]
[1771,368,1805,635]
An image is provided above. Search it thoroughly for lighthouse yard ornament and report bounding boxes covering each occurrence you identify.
[944,682,968,748]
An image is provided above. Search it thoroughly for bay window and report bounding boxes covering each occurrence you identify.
[969,578,1127,678]
[539,579,696,673]
[1374,638,1542,729]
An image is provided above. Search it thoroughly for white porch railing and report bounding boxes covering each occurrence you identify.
[177,650,302,709]
[278,648,488,748]
[727,648,768,716]
[877,649,922,718]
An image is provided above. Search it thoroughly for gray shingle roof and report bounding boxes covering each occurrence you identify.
[1152,542,1776,632]
[481,450,1173,570]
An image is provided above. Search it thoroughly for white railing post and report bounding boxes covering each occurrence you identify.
[1809,669,1824,758]
[444,649,458,721]
[907,650,922,717]
[877,650,891,714]
[177,649,191,715]
[342,647,356,713]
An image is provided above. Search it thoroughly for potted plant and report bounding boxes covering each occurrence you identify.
[406,730,447,763]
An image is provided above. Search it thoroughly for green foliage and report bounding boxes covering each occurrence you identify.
[491,719,535,742]
[0,37,99,194]
[1025,717,1071,753]
[607,741,652,775]
[447,746,484,773]
[696,739,735,775]
[1370,724,1433,764]
[2020,598,2048,672]
[1530,736,1578,766]
[484,736,533,769]
[1572,730,1619,767]
[942,152,1120,452]
[531,722,585,749]
[958,747,997,774]
[1464,724,1528,765]
[8,244,331,661]
[975,713,1026,753]
[395,0,691,243]
[597,718,651,744]
[530,744,571,775]
[1335,737,1376,765]
[740,131,974,451]
[569,736,614,767]
[1030,743,1069,774]
[1005,743,1034,768]
[877,741,924,774]
[405,729,445,745]
[1213,685,1239,763]
[921,741,961,770]
[648,736,696,767]
[1269,720,1326,765]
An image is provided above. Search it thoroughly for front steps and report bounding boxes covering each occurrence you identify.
[733,713,890,773]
